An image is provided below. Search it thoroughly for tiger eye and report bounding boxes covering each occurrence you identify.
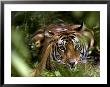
[61,37,66,40]
[59,46,65,51]
[69,36,75,39]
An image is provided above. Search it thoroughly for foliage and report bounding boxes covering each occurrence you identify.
[11,11,100,77]
[40,60,99,77]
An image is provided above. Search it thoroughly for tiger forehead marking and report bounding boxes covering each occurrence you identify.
[32,23,94,69]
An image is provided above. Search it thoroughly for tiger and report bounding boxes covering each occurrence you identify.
[31,23,94,76]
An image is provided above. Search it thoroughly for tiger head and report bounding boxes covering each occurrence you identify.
[32,23,94,68]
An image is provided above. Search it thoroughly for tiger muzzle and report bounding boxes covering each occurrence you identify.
[62,39,80,68]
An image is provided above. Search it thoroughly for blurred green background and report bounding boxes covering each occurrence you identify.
[11,11,100,77]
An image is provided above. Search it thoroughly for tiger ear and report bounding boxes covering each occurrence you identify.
[32,29,44,42]
[74,22,86,31]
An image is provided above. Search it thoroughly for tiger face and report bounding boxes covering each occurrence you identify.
[55,35,80,67]
[32,23,94,69]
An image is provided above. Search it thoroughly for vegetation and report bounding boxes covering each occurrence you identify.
[11,11,100,77]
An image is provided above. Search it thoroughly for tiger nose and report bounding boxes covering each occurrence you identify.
[69,61,75,68]
[68,59,78,68]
